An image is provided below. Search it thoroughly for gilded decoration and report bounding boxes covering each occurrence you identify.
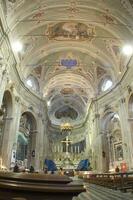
[60,88,74,95]
[46,22,95,41]
[67,0,79,17]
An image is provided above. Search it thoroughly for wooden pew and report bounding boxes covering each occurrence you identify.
[83,172,133,192]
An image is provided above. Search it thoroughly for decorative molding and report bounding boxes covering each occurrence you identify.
[15,96,20,102]
[28,106,34,111]
[3,117,13,120]
[127,85,132,94]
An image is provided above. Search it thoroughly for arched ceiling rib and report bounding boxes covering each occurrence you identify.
[3,0,133,130]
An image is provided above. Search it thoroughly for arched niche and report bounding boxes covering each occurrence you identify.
[0,90,13,157]
[128,94,133,118]
[16,112,37,169]
[101,112,123,172]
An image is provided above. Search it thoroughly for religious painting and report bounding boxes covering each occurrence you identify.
[19,113,34,136]
[46,22,95,41]
[114,143,123,161]
[60,59,77,69]
[60,88,74,95]
[55,106,78,120]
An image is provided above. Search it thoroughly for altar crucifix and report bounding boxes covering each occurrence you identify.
[61,136,72,154]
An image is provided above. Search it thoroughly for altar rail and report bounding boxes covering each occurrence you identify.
[83,172,133,192]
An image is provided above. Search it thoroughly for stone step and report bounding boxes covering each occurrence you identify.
[76,183,133,200]
[87,189,120,200]
[86,186,124,200]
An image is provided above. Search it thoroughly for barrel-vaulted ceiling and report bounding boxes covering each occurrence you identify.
[2,0,133,128]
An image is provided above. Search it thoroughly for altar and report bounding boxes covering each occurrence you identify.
[53,136,82,170]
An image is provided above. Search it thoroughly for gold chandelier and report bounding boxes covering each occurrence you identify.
[60,123,73,131]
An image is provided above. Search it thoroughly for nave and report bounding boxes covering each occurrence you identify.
[1,0,133,199]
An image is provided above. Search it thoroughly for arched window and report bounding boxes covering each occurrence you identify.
[26,75,40,92]
[99,77,113,93]
[100,112,123,172]
[101,79,112,92]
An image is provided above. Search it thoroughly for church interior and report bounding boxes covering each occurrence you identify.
[0,0,133,199]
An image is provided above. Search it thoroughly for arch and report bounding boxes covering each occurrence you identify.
[128,93,133,118]
[100,111,123,172]
[128,93,133,148]
[16,111,37,168]
[2,90,13,117]
[0,90,13,167]
[20,111,37,131]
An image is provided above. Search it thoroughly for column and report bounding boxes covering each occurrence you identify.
[118,98,133,169]
[2,96,22,169]
[0,66,7,106]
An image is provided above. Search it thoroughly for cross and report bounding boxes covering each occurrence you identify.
[61,136,72,154]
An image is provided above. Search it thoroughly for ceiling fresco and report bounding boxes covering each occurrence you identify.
[55,106,78,120]
[46,22,95,41]
[2,0,133,130]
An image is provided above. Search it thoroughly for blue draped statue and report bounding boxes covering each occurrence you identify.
[77,159,90,171]
[44,159,57,171]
